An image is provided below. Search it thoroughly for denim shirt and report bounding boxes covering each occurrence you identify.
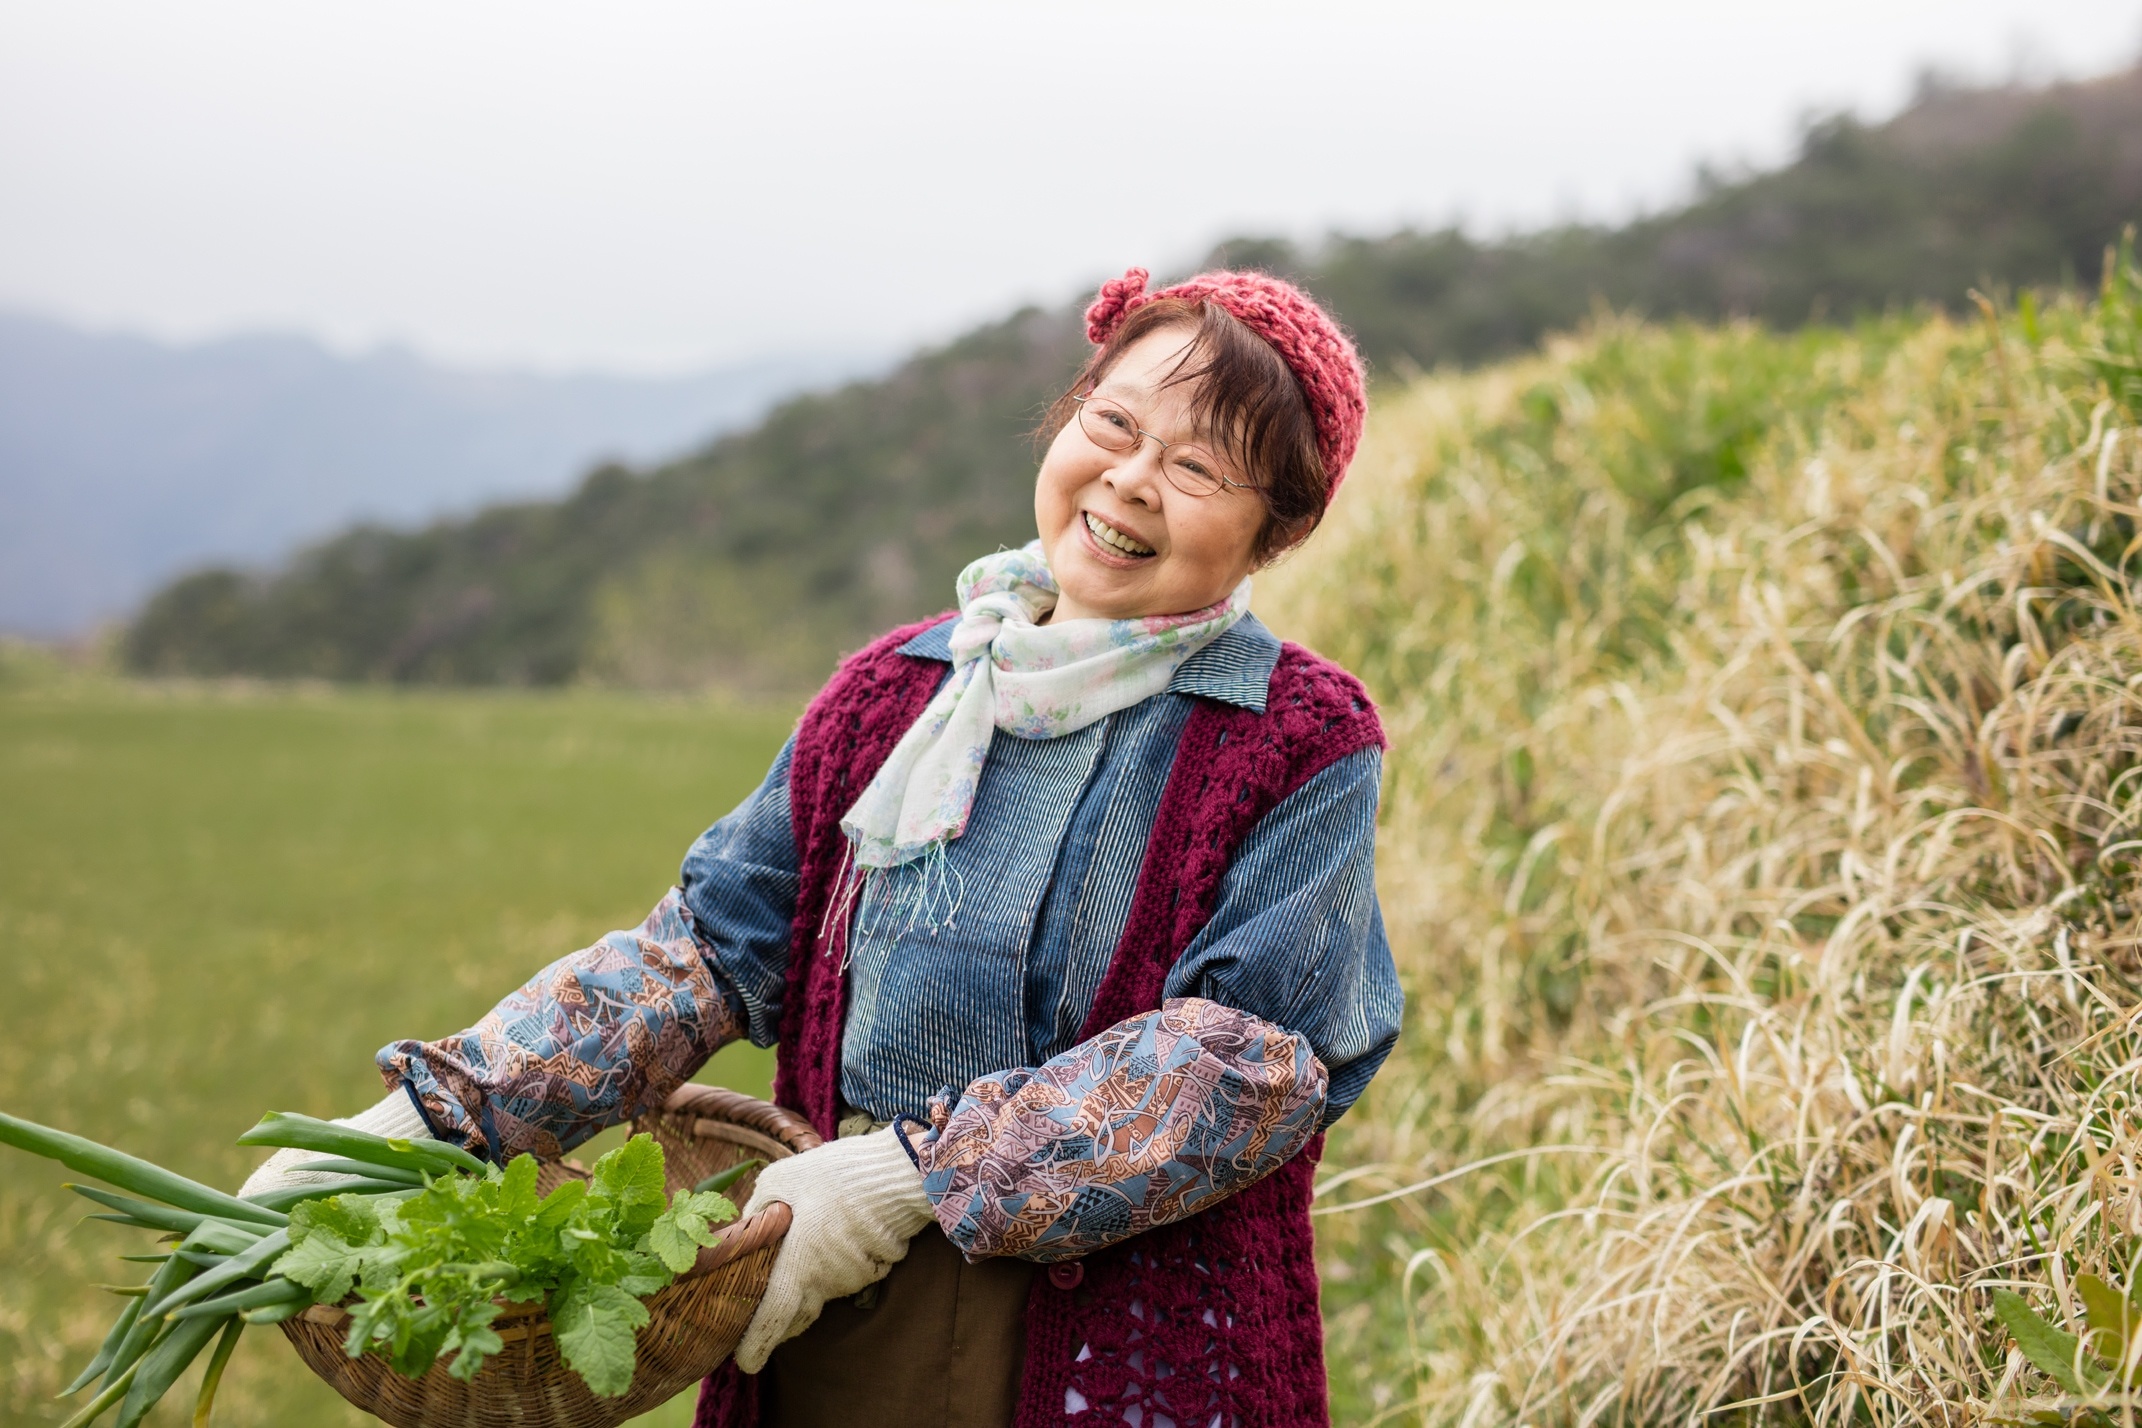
[678,614,1401,1129]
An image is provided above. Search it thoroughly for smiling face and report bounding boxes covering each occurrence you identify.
[1034,326,1269,623]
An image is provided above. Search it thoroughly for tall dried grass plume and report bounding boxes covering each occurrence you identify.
[1266,249,2142,1425]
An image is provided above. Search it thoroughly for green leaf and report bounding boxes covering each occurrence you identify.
[646,1189,737,1273]
[494,1154,541,1221]
[645,1216,700,1275]
[1994,1288,2109,1395]
[445,1322,505,1382]
[550,1281,648,1398]
[615,1252,670,1298]
[440,1300,505,1382]
[670,1188,738,1228]
[590,1135,669,1237]
[275,1231,371,1303]
[2077,1274,2137,1374]
[532,1178,588,1231]
[290,1193,382,1245]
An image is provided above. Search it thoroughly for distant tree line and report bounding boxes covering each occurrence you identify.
[125,68,2142,691]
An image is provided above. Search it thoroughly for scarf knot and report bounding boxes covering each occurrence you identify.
[839,541,1248,870]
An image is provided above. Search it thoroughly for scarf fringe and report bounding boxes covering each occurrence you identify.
[833,838,967,970]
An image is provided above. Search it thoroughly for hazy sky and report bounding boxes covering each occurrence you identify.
[3,1,2139,373]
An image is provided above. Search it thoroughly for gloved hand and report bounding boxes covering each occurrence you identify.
[237,1090,434,1197]
[732,1123,935,1373]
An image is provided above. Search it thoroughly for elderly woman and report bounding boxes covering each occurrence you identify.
[247,267,1401,1428]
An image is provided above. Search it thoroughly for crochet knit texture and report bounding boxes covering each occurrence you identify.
[1084,265,1368,493]
[694,614,1383,1428]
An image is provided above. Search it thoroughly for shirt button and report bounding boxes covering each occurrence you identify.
[1048,1261,1085,1290]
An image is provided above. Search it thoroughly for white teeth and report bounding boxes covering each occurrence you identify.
[1084,511,1154,556]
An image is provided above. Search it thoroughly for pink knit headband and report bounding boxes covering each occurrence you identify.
[1083,266,1366,494]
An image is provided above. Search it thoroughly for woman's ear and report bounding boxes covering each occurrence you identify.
[1254,513,1321,570]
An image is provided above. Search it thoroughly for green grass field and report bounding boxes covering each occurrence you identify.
[0,679,790,1426]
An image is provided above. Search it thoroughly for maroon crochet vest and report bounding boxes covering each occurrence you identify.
[693,615,1383,1428]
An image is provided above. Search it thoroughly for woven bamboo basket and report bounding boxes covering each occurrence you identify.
[281,1085,820,1428]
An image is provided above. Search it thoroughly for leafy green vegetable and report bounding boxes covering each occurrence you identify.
[550,1282,650,1397]
[649,1190,740,1275]
[274,1133,737,1396]
[2,1104,742,1417]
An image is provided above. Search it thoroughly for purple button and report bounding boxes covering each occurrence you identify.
[1048,1261,1085,1290]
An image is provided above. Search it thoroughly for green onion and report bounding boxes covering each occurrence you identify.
[242,1177,420,1213]
[241,1299,308,1326]
[117,1312,231,1428]
[68,1185,266,1242]
[192,1318,243,1428]
[85,1214,167,1234]
[93,1285,149,1298]
[296,1156,424,1186]
[55,1360,136,1428]
[694,1158,764,1194]
[237,1112,487,1177]
[59,1292,142,1397]
[142,1229,289,1320]
[172,1279,308,1319]
[0,1112,284,1227]
[99,1255,196,1394]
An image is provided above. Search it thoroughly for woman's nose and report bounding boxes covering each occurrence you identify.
[1104,440,1167,505]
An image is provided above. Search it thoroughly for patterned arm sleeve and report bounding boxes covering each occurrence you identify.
[908,996,1327,1263]
[376,888,745,1161]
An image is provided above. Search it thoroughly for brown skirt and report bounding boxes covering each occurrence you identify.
[761,1227,1037,1428]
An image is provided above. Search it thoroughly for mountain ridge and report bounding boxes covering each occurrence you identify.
[0,310,862,635]
[123,65,2142,690]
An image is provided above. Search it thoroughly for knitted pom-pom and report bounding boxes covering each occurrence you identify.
[1083,266,1151,344]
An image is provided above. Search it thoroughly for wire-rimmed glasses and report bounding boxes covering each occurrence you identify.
[1071,394,1258,498]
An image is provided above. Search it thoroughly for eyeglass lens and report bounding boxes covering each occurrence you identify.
[1076,397,1229,497]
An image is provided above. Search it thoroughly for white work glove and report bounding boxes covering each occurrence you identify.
[732,1123,935,1373]
[238,1091,434,1197]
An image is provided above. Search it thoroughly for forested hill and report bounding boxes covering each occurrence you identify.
[125,66,2142,692]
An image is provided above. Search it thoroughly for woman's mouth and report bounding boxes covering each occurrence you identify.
[1083,510,1155,558]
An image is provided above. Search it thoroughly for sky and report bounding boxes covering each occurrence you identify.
[3,1,2140,375]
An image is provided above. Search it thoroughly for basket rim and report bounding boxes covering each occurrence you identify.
[653,1084,820,1153]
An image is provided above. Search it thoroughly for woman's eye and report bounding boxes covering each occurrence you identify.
[1102,410,1133,431]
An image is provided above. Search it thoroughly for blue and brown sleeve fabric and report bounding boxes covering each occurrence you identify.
[909,996,1327,1262]
[378,889,744,1160]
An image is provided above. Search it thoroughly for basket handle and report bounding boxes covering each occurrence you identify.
[657,1085,823,1153]
[680,1199,792,1284]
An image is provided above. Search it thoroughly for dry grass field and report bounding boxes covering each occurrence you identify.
[1269,260,2142,1423]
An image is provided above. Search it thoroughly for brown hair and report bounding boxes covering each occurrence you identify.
[1037,297,1327,564]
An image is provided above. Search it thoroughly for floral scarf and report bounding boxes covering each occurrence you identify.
[840,541,1249,870]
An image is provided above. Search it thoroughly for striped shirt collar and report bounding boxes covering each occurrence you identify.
[895,611,1281,712]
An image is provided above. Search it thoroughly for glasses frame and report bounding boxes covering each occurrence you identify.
[1070,393,1259,499]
